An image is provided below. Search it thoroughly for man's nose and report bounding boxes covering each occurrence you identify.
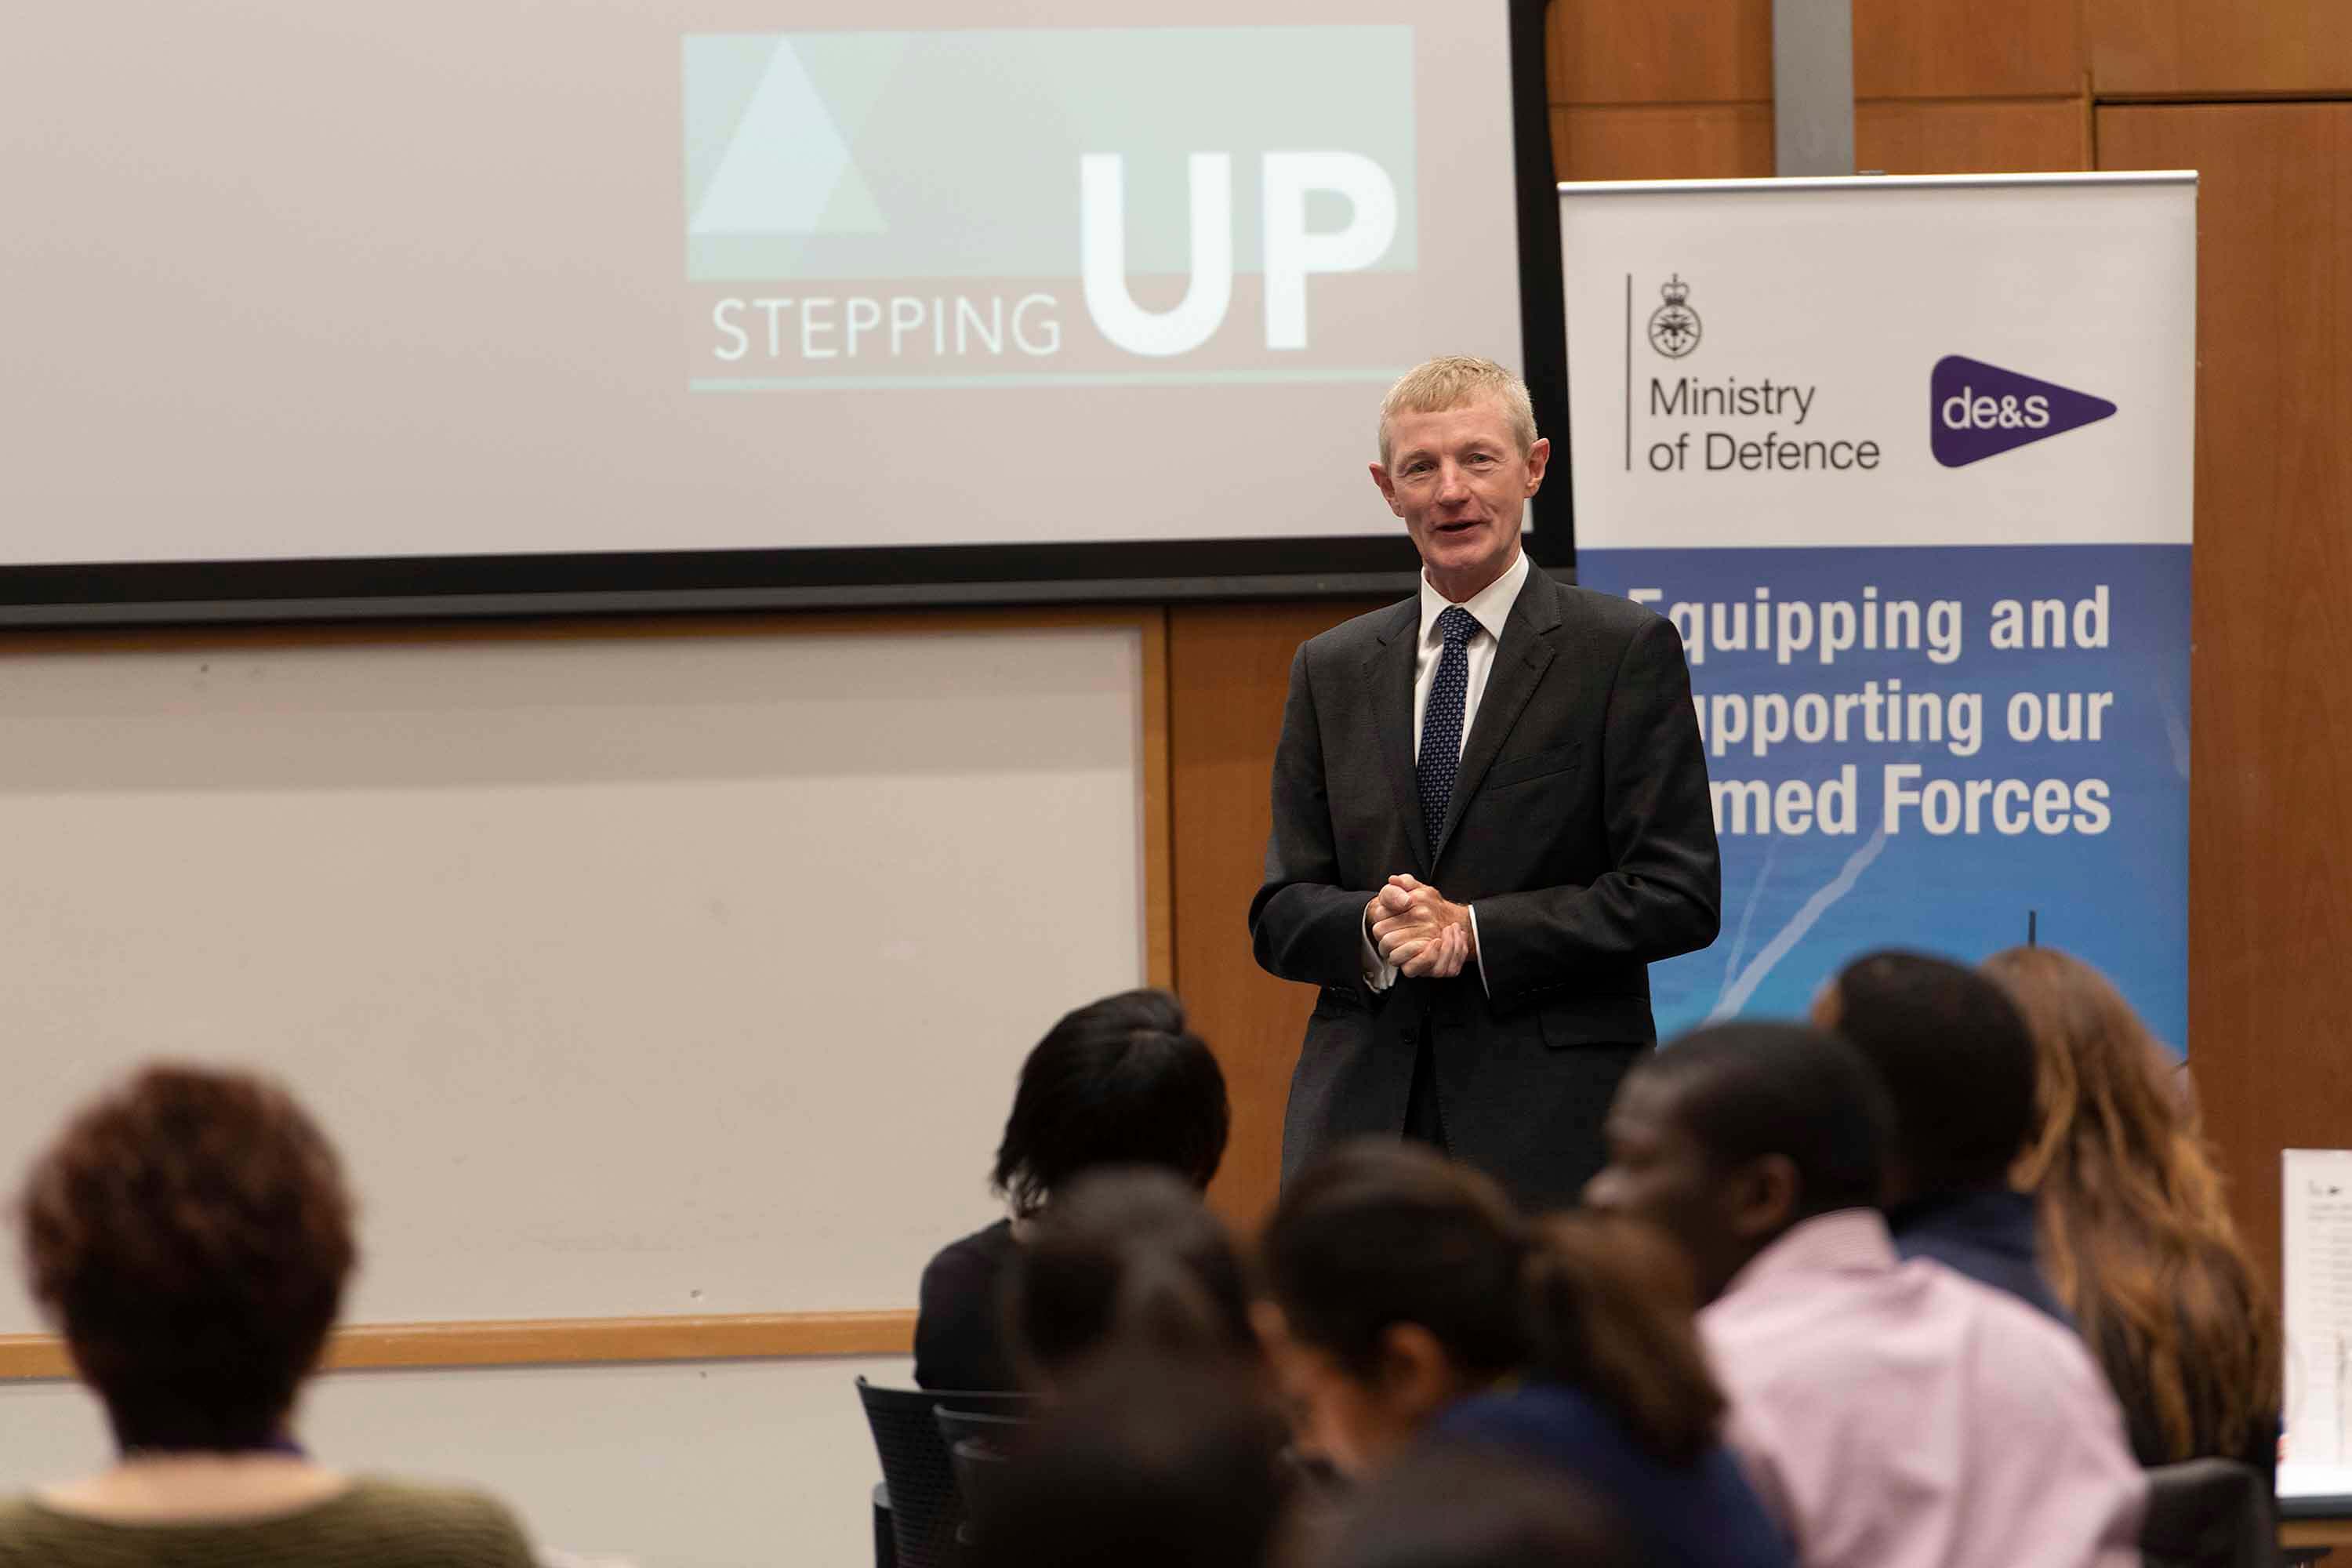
[1435,463,1472,503]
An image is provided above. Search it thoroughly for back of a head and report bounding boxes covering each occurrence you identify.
[1986,944,2280,1463]
[19,1063,356,1451]
[1260,1140,1527,1386]
[964,1356,1287,1568]
[1004,1167,1255,1385]
[1641,1022,1893,1224]
[1820,949,2038,1196]
[993,989,1229,1217]
[1261,1142,1723,1465]
[1321,1443,1640,1568]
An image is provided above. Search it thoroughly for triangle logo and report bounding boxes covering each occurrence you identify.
[689,41,885,238]
[1929,356,2116,468]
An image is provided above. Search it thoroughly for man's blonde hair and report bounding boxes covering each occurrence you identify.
[1377,356,1539,465]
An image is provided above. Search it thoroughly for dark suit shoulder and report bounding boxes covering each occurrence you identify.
[1294,596,1417,667]
[1551,579,1674,646]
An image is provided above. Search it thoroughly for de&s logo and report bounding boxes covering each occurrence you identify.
[1930,355,2117,467]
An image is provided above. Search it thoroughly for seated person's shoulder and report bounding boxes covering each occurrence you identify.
[334,1478,535,1566]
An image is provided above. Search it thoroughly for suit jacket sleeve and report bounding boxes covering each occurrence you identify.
[1248,645,1381,989]
[1472,614,1721,1008]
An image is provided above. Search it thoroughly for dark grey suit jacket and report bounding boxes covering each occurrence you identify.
[1248,568,1721,1207]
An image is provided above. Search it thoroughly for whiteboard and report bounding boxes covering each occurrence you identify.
[0,622,1149,1327]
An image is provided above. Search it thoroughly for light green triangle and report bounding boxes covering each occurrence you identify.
[690,39,886,237]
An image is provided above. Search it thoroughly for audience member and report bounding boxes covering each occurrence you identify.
[1986,945,2282,1476]
[1813,949,2065,1320]
[915,988,1229,1390]
[962,1354,1288,1568]
[0,1064,534,1568]
[1001,1167,1256,1387]
[1584,1022,2144,1568]
[1319,1443,1642,1568]
[1257,1139,1790,1568]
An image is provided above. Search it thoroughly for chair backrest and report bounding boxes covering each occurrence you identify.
[934,1403,1033,1459]
[949,1438,1014,1537]
[855,1378,1038,1568]
[2138,1458,2274,1568]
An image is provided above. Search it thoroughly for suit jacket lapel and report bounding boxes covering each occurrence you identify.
[1363,599,1430,875]
[1436,570,1563,861]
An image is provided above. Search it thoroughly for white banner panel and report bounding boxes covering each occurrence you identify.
[1563,173,2194,1046]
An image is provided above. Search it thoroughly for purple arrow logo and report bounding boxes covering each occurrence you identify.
[1930,355,2117,467]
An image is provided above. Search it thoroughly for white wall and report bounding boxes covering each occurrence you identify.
[0,620,1150,1564]
[0,1355,913,1568]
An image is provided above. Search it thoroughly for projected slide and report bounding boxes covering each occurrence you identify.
[0,2,1523,577]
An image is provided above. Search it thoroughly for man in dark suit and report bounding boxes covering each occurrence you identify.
[1249,356,1721,1207]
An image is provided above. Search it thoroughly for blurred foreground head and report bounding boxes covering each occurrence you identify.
[964,1355,1288,1568]
[20,1063,355,1451]
[1003,1166,1256,1388]
[1320,1443,1640,1568]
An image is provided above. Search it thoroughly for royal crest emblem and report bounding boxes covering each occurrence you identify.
[1648,274,1701,358]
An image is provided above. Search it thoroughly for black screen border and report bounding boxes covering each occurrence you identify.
[0,2,1569,627]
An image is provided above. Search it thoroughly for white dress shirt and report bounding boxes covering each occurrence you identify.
[1362,549,1532,992]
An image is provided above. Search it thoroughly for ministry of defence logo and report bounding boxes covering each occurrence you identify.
[1647,274,1701,358]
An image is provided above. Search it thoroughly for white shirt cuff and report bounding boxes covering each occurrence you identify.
[1468,904,1490,997]
[1360,918,1398,993]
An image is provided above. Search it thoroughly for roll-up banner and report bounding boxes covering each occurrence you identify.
[1562,173,2196,1047]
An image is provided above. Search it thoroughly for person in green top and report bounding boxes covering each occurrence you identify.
[0,1063,535,1568]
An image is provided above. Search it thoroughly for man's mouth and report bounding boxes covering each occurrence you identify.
[1435,519,1482,536]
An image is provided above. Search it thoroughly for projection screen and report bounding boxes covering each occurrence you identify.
[0,1,1564,620]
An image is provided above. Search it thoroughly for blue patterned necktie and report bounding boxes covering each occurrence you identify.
[1417,605,1480,852]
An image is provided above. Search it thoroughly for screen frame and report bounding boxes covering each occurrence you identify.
[0,1,1570,627]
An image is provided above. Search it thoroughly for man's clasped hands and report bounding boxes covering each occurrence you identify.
[1366,874,1475,980]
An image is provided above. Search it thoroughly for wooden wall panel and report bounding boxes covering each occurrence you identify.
[1171,600,1384,1229]
[2098,103,2352,1294]
[1548,0,1773,107]
[1852,0,2083,99]
[1553,104,1773,182]
[2089,0,2352,98]
[1855,99,2089,174]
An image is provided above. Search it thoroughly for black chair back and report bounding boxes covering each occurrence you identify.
[855,1378,1037,1568]
[949,1437,1014,1538]
[934,1404,1033,1458]
[2139,1458,2274,1568]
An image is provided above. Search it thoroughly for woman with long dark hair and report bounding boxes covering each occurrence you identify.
[1985,945,2281,1475]
[1255,1140,1789,1568]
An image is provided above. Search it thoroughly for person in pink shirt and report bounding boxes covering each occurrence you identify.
[1584,1021,2145,1568]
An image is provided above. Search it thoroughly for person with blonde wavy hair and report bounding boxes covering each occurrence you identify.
[1984,945,2281,1477]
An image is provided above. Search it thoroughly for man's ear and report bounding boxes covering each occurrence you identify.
[1374,1322,1464,1422]
[1523,437,1551,494]
[1369,461,1403,515]
[1725,1153,1802,1243]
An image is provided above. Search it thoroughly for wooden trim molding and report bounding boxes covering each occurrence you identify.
[0,1309,917,1381]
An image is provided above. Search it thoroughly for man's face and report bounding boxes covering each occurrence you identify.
[1370,398,1548,597]
[1584,1070,1751,1304]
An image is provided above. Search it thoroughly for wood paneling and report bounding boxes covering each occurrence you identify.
[2098,103,2352,1294]
[1548,0,1773,107]
[1552,104,1773,182]
[0,1311,915,1380]
[1171,600,1385,1229]
[2090,0,2352,98]
[1852,0,2083,99]
[1855,99,2089,174]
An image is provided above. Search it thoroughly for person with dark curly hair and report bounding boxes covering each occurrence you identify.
[0,1063,535,1568]
[913,989,1229,1391]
